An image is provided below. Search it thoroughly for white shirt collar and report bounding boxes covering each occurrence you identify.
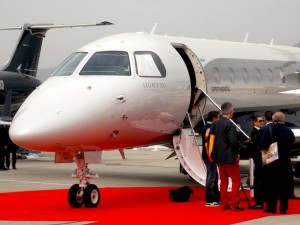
[254,126,260,130]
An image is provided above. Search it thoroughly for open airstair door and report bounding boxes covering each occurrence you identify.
[172,44,208,185]
[172,43,207,127]
[173,128,206,185]
[172,91,208,186]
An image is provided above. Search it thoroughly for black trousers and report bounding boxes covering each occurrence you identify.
[5,142,18,168]
[0,147,5,168]
[265,160,289,211]
[5,148,16,168]
[253,154,267,205]
[253,165,266,205]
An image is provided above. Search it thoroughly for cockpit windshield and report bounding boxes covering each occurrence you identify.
[79,51,131,76]
[52,52,87,76]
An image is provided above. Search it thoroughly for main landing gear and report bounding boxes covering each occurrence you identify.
[68,152,100,208]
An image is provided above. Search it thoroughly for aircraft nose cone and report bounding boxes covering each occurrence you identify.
[9,106,63,151]
[10,107,40,148]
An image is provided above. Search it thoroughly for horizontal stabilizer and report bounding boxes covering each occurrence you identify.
[0,26,22,31]
[28,21,114,30]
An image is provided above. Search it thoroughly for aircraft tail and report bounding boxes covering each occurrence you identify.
[1,23,49,77]
[1,21,114,77]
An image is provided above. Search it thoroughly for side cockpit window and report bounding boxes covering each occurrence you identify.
[80,51,131,76]
[134,51,166,77]
[52,52,87,76]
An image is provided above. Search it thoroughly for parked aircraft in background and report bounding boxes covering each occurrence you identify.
[0,21,113,122]
[9,29,300,208]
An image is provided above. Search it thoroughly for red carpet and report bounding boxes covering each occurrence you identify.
[0,186,299,224]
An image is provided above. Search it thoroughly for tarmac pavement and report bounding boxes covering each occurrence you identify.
[0,146,299,225]
[0,147,197,193]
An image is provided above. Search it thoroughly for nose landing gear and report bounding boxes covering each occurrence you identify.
[68,151,100,208]
[68,183,100,208]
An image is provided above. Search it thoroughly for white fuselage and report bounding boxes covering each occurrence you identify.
[9,33,300,152]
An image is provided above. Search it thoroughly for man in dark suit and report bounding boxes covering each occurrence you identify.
[259,111,295,214]
[210,102,244,211]
[249,115,265,209]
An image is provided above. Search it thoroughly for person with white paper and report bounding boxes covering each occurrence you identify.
[259,112,295,214]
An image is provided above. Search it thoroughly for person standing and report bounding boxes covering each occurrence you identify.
[210,102,244,211]
[0,126,8,170]
[264,110,299,200]
[249,115,265,209]
[264,110,274,126]
[201,110,221,207]
[5,126,18,169]
[259,112,295,214]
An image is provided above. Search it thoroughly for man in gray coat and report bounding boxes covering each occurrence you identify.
[210,102,244,211]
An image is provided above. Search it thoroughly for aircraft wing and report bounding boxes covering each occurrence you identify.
[279,89,300,97]
[0,120,11,125]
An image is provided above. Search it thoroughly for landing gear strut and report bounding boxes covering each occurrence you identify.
[68,151,100,208]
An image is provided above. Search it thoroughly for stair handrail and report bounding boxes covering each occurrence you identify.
[197,87,250,139]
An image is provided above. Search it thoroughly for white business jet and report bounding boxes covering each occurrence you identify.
[9,29,300,208]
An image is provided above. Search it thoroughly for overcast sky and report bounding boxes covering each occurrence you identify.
[1,0,300,74]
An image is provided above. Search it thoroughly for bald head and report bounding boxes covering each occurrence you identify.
[272,111,285,123]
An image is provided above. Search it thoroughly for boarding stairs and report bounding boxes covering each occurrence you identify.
[172,88,209,186]
[172,88,253,191]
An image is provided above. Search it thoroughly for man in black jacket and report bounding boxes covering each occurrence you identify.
[249,114,267,209]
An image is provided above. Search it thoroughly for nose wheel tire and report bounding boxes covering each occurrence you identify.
[68,184,100,208]
[83,184,100,208]
[68,184,84,208]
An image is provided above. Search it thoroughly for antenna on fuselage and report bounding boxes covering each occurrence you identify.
[270,38,274,45]
[243,33,249,44]
[150,23,158,35]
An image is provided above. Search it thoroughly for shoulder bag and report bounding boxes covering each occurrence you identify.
[261,126,279,165]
